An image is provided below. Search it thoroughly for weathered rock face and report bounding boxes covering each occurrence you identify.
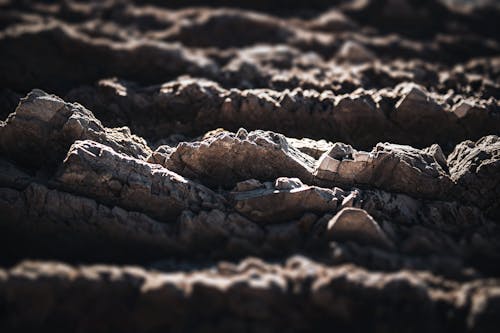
[232,177,342,223]
[448,135,500,219]
[0,89,151,169]
[55,140,225,221]
[315,141,452,198]
[1,1,500,332]
[164,129,315,187]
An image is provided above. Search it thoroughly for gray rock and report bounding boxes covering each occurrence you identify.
[286,137,334,159]
[336,41,375,63]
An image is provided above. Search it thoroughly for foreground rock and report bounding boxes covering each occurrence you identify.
[0,258,499,333]
[448,135,500,219]
[0,89,151,169]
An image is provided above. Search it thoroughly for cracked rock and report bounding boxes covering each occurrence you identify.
[54,140,225,221]
[232,177,342,223]
[0,89,151,169]
[315,141,452,198]
[165,129,315,187]
[448,135,500,219]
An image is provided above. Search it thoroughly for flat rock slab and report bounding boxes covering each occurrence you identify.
[233,177,342,223]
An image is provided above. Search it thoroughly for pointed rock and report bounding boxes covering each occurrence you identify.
[327,207,393,249]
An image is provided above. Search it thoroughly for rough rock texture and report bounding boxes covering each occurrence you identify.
[55,140,225,221]
[315,141,453,198]
[0,89,151,169]
[164,129,315,187]
[327,207,393,249]
[448,135,500,219]
[1,1,500,332]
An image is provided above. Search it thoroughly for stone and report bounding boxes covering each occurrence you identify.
[165,129,315,187]
[233,177,343,223]
[448,135,500,219]
[0,90,151,169]
[336,41,375,63]
[327,207,393,249]
[315,141,452,198]
[54,140,225,221]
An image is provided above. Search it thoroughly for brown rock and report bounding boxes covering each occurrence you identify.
[315,141,452,198]
[54,140,225,221]
[327,207,393,249]
[0,90,151,169]
[165,129,315,187]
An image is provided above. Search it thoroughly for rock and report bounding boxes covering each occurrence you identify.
[390,83,454,143]
[0,90,151,169]
[147,145,176,166]
[336,41,375,63]
[448,135,500,219]
[452,100,476,119]
[309,10,357,32]
[234,179,265,192]
[54,140,225,221]
[1,3,500,332]
[327,207,393,249]
[394,83,443,119]
[274,177,303,190]
[315,141,452,198]
[1,257,498,332]
[179,210,264,251]
[423,144,447,170]
[165,130,315,187]
[233,178,343,223]
[0,182,182,262]
[286,137,334,159]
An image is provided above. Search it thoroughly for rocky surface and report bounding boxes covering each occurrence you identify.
[0,0,500,332]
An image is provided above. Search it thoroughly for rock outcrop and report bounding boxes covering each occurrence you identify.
[315,141,452,198]
[448,135,500,219]
[164,129,315,187]
[1,1,499,331]
[0,89,151,169]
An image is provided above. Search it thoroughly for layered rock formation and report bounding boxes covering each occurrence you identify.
[1,0,499,332]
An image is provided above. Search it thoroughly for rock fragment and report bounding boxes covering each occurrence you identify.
[326,207,393,249]
[336,41,375,63]
[233,177,343,223]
